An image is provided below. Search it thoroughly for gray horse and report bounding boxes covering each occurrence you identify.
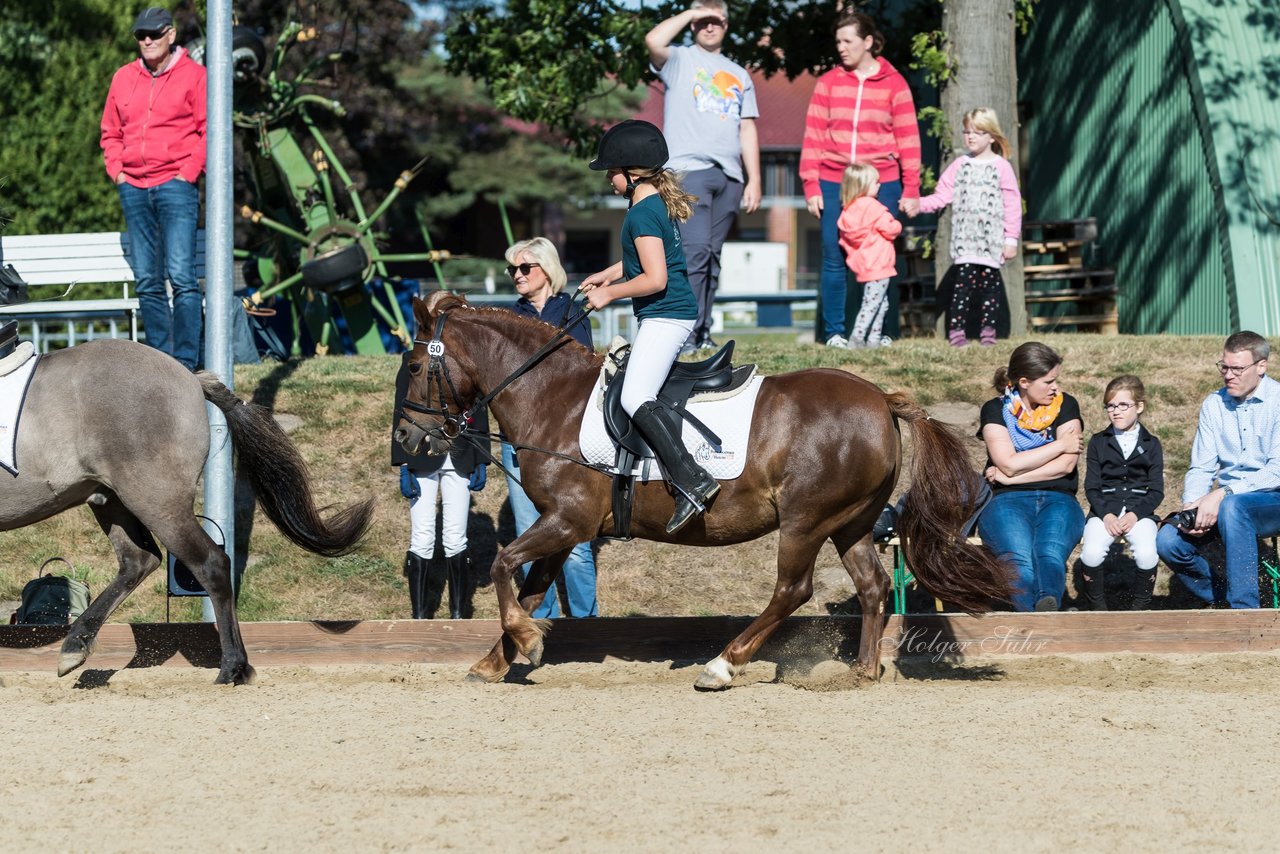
[2,339,373,684]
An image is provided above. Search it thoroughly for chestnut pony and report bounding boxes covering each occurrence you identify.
[396,293,1010,689]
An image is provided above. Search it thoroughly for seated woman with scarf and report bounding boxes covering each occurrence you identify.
[977,341,1085,611]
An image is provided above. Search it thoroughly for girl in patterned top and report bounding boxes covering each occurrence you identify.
[916,108,1022,347]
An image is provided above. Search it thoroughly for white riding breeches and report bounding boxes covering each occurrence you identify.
[408,464,470,559]
[1080,516,1159,570]
[620,316,697,416]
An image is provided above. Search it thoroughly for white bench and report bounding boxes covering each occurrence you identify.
[0,231,207,351]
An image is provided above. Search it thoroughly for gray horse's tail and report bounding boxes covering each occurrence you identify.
[199,374,374,557]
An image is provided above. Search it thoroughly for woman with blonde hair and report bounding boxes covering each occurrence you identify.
[914,106,1022,347]
[500,237,599,618]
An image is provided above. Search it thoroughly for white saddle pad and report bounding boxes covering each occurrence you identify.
[0,347,39,476]
[578,372,765,481]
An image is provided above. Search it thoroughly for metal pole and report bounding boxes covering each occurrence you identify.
[202,0,235,621]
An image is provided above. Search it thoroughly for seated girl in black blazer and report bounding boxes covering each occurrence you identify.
[1081,375,1164,610]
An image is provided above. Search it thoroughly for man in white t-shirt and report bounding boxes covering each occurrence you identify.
[645,0,760,355]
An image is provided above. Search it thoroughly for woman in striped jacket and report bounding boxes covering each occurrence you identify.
[799,11,921,349]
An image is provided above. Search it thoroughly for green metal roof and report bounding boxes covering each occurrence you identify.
[1018,0,1280,334]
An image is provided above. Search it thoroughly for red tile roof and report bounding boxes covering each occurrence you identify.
[633,68,819,151]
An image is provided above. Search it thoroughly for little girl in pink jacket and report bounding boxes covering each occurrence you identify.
[837,162,902,348]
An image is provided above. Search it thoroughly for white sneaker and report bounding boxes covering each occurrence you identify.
[878,336,893,348]
[825,334,849,349]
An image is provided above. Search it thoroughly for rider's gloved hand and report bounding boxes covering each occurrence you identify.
[399,464,421,500]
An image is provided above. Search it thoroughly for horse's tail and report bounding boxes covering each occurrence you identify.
[883,391,1013,613]
[200,375,374,557]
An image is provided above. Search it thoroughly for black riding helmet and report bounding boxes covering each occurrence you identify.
[590,120,669,204]
[589,120,669,172]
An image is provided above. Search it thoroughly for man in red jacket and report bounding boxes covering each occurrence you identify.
[100,6,207,370]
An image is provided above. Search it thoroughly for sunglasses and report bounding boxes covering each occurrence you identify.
[694,17,727,29]
[134,28,170,41]
[505,262,541,278]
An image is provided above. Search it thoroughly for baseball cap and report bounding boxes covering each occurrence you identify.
[132,7,174,35]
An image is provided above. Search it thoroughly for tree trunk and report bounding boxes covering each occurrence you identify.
[936,0,1026,336]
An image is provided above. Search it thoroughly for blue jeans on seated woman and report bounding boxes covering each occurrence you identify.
[502,442,598,618]
[118,178,203,369]
[978,490,1085,611]
[1156,491,1280,608]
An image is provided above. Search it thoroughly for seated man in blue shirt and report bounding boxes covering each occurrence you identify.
[1157,331,1280,608]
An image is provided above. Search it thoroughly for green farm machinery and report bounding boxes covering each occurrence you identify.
[192,23,452,355]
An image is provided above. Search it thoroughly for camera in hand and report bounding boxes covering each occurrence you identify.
[1165,508,1199,529]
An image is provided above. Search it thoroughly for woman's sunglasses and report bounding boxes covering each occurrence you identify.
[505,262,541,278]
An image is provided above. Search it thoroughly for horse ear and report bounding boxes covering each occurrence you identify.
[420,291,470,318]
[412,294,434,330]
[421,290,451,314]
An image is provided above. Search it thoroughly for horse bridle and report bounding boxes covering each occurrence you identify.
[399,310,470,444]
[397,299,605,483]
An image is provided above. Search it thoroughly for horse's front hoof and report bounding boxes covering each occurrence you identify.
[214,662,257,686]
[693,655,740,691]
[525,639,545,668]
[465,668,507,684]
[56,637,96,677]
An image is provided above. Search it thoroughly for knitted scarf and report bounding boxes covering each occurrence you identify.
[1001,387,1062,451]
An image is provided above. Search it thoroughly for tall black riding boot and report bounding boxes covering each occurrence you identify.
[420,556,448,619]
[1080,565,1108,611]
[631,401,721,535]
[445,551,473,619]
[1130,568,1157,611]
[403,551,429,619]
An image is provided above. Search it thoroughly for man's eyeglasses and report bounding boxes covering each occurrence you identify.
[1103,402,1136,412]
[1217,358,1263,377]
[694,17,727,28]
[134,28,170,41]
[505,262,541,278]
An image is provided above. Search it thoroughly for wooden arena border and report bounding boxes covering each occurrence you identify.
[4,611,1280,673]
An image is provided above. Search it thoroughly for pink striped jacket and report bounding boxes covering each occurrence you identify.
[798,58,921,201]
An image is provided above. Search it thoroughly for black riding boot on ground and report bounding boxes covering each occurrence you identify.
[404,551,447,619]
[631,400,721,535]
[404,552,428,619]
[1080,565,1107,611]
[422,556,448,619]
[1130,568,1157,611]
[445,551,474,619]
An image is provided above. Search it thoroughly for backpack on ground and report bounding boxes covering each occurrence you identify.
[13,558,91,625]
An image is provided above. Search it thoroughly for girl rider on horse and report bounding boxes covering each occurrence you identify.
[580,120,720,534]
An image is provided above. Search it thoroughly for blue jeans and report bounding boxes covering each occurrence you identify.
[118,179,203,369]
[819,178,903,341]
[978,490,1085,611]
[502,443,598,618]
[1156,492,1280,608]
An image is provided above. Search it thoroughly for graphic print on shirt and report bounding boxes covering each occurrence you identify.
[952,161,1005,263]
[691,67,745,119]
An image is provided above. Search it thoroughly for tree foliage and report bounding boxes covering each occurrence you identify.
[446,0,940,153]
[0,0,642,258]
[0,1,139,234]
